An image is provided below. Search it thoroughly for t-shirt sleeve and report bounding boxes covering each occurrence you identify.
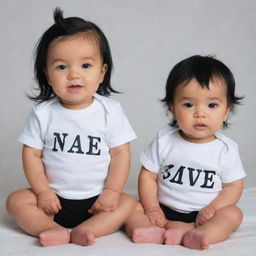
[107,103,137,148]
[220,141,246,183]
[140,134,161,173]
[18,107,44,150]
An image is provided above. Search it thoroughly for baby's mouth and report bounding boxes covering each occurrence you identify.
[67,85,83,92]
[194,124,207,130]
[68,85,82,88]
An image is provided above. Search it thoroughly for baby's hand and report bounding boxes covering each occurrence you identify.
[196,204,215,227]
[88,189,120,215]
[37,189,61,215]
[144,206,167,228]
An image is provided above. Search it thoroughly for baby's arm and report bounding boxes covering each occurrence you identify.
[139,167,166,228]
[22,145,61,215]
[196,179,243,226]
[89,143,131,214]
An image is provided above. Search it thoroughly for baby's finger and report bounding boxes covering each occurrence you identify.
[196,220,202,227]
[198,215,205,224]
[55,198,62,211]
[39,204,50,214]
[101,207,112,212]
[57,202,62,211]
[89,201,101,214]
[158,218,166,228]
[149,216,157,226]
[88,206,96,214]
[154,216,162,227]
[51,203,60,214]
[43,206,53,215]
[195,216,202,227]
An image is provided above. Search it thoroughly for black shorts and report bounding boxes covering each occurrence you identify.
[54,195,99,228]
[159,203,198,223]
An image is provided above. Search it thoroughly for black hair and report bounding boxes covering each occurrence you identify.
[161,55,244,128]
[30,7,118,101]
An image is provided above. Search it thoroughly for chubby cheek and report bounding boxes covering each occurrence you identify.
[176,115,192,131]
[52,86,63,95]
[210,118,225,132]
[50,82,66,97]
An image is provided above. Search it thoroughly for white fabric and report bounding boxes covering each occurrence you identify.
[18,94,137,199]
[140,128,246,213]
[1,188,255,255]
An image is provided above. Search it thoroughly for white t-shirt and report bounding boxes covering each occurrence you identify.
[19,94,137,199]
[140,128,246,213]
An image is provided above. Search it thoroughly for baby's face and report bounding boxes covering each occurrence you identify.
[171,78,230,143]
[45,33,107,110]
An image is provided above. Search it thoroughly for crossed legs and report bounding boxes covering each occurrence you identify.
[125,202,243,249]
[6,188,136,247]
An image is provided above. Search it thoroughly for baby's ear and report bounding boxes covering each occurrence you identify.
[100,64,108,83]
[224,106,231,121]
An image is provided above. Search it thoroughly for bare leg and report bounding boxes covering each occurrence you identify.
[164,221,194,245]
[124,202,165,244]
[6,188,70,247]
[183,206,243,250]
[71,193,136,246]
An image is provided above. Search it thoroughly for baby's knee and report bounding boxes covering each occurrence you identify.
[219,206,243,225]
[133,201,144,214]
[6,189,36,214]
[6,191,21,213]
[120,193,137,207]
[230,206,243,224]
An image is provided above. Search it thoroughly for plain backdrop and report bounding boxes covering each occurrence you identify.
[0,0,255,198]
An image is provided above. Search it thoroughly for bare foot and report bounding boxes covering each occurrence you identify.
[71,228,95,246]
[182,230,209,250]
[164,228,184,245]
[39,226,70,247]
[132,226,165,244]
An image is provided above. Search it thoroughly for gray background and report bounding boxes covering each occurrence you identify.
[0,0,255,198]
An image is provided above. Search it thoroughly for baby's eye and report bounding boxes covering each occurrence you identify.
[56,64,67,70]
[82,63,91,69]
[208,103,218,108]
[183,103,193,108]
